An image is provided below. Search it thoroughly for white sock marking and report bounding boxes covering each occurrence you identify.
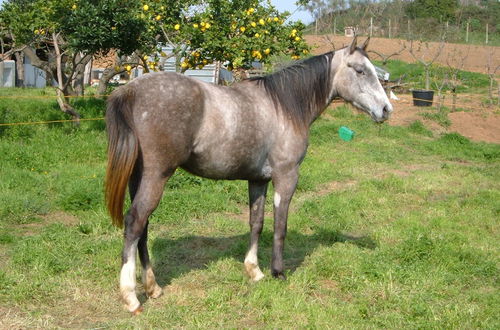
[244,242,265,281]
[274,192,281,208]
[120,239,140,312]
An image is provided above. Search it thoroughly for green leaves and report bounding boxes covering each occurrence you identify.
[64,0,149,54]
[170,0,310,70]
[405,0,458,22]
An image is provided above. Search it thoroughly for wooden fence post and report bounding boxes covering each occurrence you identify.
[466,20,469,43]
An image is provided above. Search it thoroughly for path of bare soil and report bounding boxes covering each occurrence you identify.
[306,35,500,144]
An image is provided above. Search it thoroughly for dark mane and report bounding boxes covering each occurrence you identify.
[250,52,335,128]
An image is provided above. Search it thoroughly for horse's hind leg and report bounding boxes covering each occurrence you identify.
[121,166,174,314]
[138,221,162,299]
[244,181,268,281]
[128,163,162,299]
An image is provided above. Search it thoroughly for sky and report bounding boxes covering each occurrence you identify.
[271,0,314,24]
[0,0,314,23]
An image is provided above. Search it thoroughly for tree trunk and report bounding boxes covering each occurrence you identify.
[425,65,430,90]
[451,88,457,112]
[489,75,494,102]
[72,53,92,96]
[97,67,123,96]
[14,51,25,87]
[56,89,80,122]
[497,79,499,105]
[22,47,52,74]
[73,53,85,96]
[53,32,80,122]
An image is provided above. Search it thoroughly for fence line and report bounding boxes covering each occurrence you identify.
[0,94,110,100]
[314,17,497,45]
[0,117,105,127]
[0,96,494,128]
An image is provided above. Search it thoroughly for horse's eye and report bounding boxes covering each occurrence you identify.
[355,68,364,75]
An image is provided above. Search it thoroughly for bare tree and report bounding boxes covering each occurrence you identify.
[433,71,448,112]
[445,47,469,112]
[486,48,500,105]
[407,38,446,90]
[321,34,338,51]
[304,0,327,33]
[368,42,406,66]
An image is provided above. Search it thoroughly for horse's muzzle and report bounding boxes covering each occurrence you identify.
[382,103,393,120]
[374,103,393,123]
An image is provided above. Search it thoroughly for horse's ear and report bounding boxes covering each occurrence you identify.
[361,37,370,51]
[349,35,358,54]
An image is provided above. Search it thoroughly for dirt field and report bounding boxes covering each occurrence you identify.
[305,35,500,74]
[306,35,500,144]
[387,94,500,144]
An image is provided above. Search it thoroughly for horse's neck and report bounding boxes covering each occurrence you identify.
[308,51,343,126]
[307,73,338,127]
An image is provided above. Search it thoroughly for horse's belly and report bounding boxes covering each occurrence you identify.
[181,151,271,181]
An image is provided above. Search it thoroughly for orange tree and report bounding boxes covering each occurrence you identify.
[145,0,310,72]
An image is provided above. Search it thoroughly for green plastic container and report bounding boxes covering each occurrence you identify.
[339,126,355,141]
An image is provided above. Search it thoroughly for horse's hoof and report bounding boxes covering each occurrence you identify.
[147,284,163,299]
[132,306,143,316]
[245,262,265,282]
[272,272,287,281]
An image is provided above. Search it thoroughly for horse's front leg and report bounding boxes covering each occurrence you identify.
[271,168,299,280]
[244,180,269,281]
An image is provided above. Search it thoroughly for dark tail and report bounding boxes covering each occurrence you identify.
[105,87,138,228]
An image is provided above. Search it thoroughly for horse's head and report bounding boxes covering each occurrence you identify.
[332,36,393,123]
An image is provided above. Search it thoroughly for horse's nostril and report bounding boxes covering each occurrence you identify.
[383,104,392,117]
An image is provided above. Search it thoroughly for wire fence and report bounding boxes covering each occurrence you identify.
[311,13,500,46]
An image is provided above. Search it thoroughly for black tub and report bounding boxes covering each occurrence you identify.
[412,90,434,106]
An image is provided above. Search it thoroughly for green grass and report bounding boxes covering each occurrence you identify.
[419,108,452,128]
[0,89,499,328]
[373,59,492,93]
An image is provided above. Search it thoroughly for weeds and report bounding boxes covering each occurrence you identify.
[420,108,452,127]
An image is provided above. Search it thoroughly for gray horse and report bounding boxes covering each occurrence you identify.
[105,36,392,314]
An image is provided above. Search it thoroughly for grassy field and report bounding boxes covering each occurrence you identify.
[372,59,492,94]
[0,88,499,328]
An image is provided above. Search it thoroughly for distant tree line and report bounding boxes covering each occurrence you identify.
[305,0,500,43]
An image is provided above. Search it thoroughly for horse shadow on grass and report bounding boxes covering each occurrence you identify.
[150,228,376,287]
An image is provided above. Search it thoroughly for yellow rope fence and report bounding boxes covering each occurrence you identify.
[0,94,495,127]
